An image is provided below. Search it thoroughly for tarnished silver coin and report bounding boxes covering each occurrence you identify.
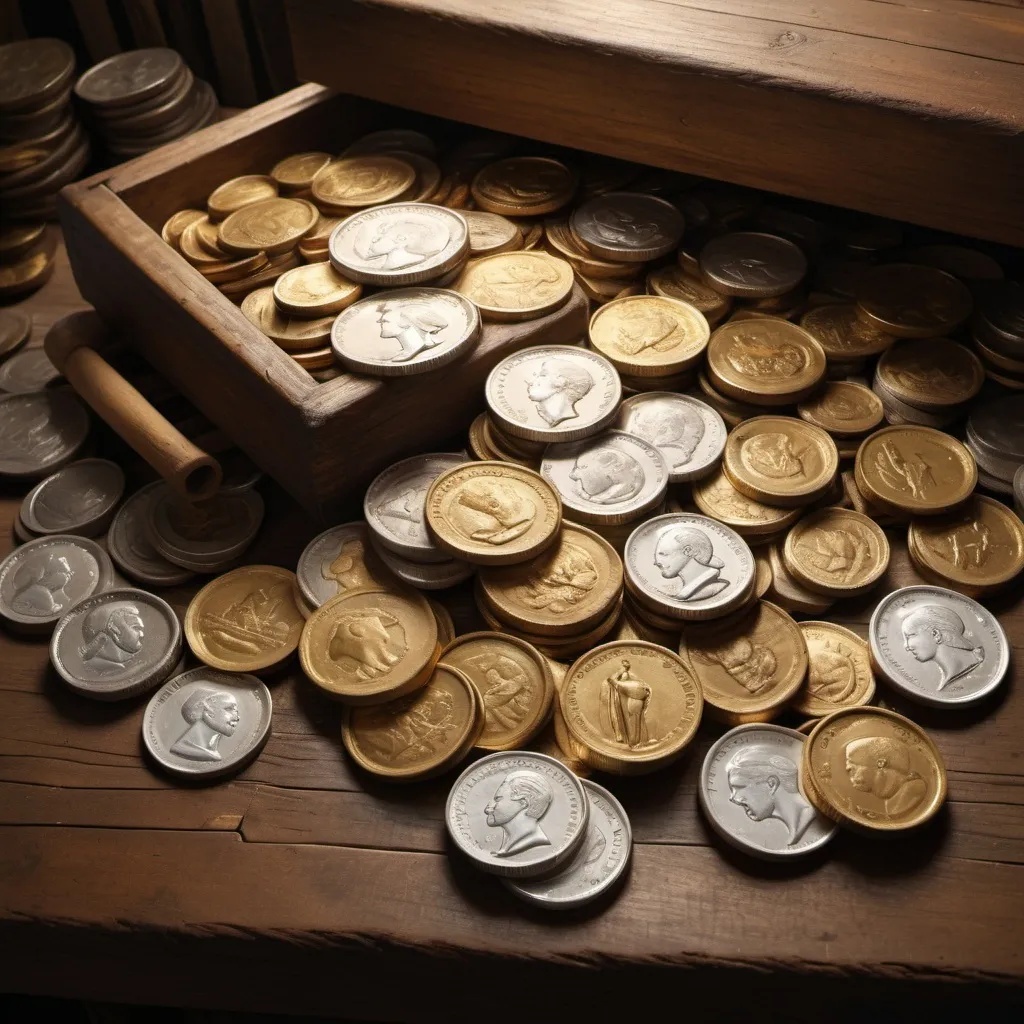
[296,521,385,607]
[503,779,631,907]
[967,394,1024,483]
[74,47,184,107]
[0,347,61,393]
[0,390,89,477]
[21,458,124,536]
[107,483,196,586]
[699,231,808,298]
[50,587,182,701]
[364,452,467,562]
[370,537,475,590]
[570,191,684,263]
[869,585,1010,708]
[486,344,621,444]
[331,287,481,376]
[977,281,1024,356]
[328,202,469,286]
[445,750,590,878]
[142,667,272,779]
[0,534,115,633]
[616,393,726,484]
[624,512,755,621]
[541,429,667,526]
[699,724,837,860]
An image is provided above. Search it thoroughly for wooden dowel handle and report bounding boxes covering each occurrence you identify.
[45,311,222,502]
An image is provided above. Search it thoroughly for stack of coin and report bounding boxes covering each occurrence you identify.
[797,381,884,460]
[972,282,1024,390]
[0,308,31,363]
[0,39,87,226]
[0,222,57,300]
[467,412,546,468]
[692,467,801,548]
[799,303,896,377]
[74,48,217,160]
[699,231,808,312]
[965,394,1024,495]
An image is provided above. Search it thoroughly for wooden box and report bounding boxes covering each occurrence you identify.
[58,84,588,522]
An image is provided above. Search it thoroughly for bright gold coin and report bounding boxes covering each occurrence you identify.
[462,211,521,256]
[270,151,331,191]
[792,621,875,718]
[797,381,883,437]
[802,707,947,831]
[799,303,896,359]
[692,466,801,536]
[471,157,575,216]
[706,319,826,405]
[161,208,204,250]
[477,522,623,637]
[184,565,305,673]
[783,507,890,597]
[855,425,976,516]
[311,155,416,209]
[560,640,703,774]
[441,631,555,750]
[207,175,279,221]
[678,600,807,724]
[179,215,229,264]
[199,251,269,284]
[723,416,839,507]
[301,213,347,250]
[218,197,318,256]
[754,552,772,598]
[427,599,455,645]
[240,286,335,350]
[588,295,709,377]
[299,584,439,704]
[875,339,984,410]
[341,662,482,780]
[424,461,561,566]
[389,150,442,202]
[908,495,1024,592]
[647,264,731,324]
[272,261,362,317]
[454,250,574,322]
[855,263,973,338]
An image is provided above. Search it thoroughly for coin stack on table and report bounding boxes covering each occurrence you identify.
[74,48,218,161]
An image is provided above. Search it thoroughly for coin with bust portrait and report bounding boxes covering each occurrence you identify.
[792,621,875,718]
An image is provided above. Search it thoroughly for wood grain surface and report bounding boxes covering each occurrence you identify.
[0,238,1022,1020]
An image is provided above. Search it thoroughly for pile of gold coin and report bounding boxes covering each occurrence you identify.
[0,221,56,300]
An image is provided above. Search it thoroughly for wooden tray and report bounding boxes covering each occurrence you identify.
[58,84,588,522]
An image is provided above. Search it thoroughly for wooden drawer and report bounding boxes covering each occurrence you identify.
[57,84,588,522]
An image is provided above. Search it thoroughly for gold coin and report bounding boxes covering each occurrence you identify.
[424,461,561,565]
[706,319,826,405]
[207,174,279,221]
[875,339,984,410]
[908,494,1024,592]
[270,151,331,191]
[471,157,575,216]
[290,346,334,371]
[723,416,839,507]
[541,705,593,777]
[179,215,230,264]
[560,640,703,774]
[799,303,895,359]
[441,631,555,750]
[311,155,416,209]
[783,507,890,596]
[161,208,204,251]
[299,584,439,704]
[588,295,709,377]
[199,252,269,284]
[797,381,883,437]
[855,425,976,516]
[0,247,54,298]
[692,466,801,535]
[240,286,335,350]
[544,216,634,278]
[467,412,492,461]
[272,261,362,317]
[0,221,46,262]
[575,270,638,305]
[678,600,807,724]
[454,251,574,322]
[802,707,947,831]
[855,263,973,339]
[341,662,482,780]
[793,621,875,718]
[389,150,441,201]
[220,251,302,300]
[766,545,832,615]
[301,213,348,250]
[754,552,772,598]
[218,197,318,256]
[462,211,521,256]
[477,522,622,636]
[184,565,305,672]
[428,599,456,646]
[647,264,731,324]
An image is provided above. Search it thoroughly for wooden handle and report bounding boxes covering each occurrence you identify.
[45,311,222,501]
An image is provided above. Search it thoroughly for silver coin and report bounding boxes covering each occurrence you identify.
[624,512,755,621]
[1015,465,1024,519]
[699,724,837,860]
[616,393,726,484]
[965,435,1018,487]
[0,390,89,477]
[142,667,272,780]
[570,191,684,263]
[873,372,962,429]
[0,534,115,632]
[370,537,475,590]
[107,482,196,586]
[699,232,808,298]
[541,429,667,526]
[967,394,1024,467]
[21,458,125,536]
[503,779,631,907]
[49,587,182,701]
[978,281,1024,351]
[296,521,380,607]
[364,452,467,562]
[328,202,469,286]
[486,344,622,444]
[445,750,590,878]
[869,585,1010,708]
[0,347,61,393]
[331,287,481,376]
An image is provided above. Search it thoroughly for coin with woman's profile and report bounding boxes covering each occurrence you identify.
[792,621,875,718]
[454,250,574,323]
